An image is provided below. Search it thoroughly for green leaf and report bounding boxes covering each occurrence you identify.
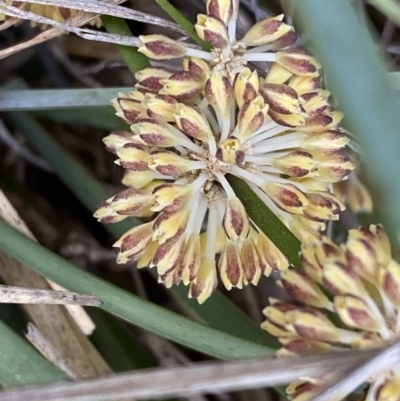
[102,16,150,74]
[0,319,67,387]
[0,218,273,359]
[367,0,400,26]
[282,0,400,243]
[229,176,301,266]
[152,0,211,50]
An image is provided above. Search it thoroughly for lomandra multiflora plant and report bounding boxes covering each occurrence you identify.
[94,0,357,303]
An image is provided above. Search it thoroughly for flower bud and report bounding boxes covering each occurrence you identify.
[151,183,193,213]
[216,137,245,165]
[113,222,153,264]
[334,295,385,332]
[175,104,213,142]
[286,381,321,401]
[144,94,177,122]
[148,151,191,176]
[376,378,400,401]
[94,199,128,224]
[263,182,309,215]
[302,110,343,132]
[280,269,331,309]
[269,109,305,127]
[240,237,262,285]
[276,49,321,77]
[301,130,349,155]
[152,207,190,244]
[289,215,323,245]
[261,83,302,115]
[135,68,174,92]
[152,236,185,275]
[237,96,269,139]
[219,240,244,290]
[103,131,133,154]
[264,63,293,85]
[234,68,259,108]
[137,240,158,268]
[223,196,250,240]
[256,231,289,273]
[138,35,187,60]
[160,71,204,101]
[122,170,156,189]
[377,259,400,308]
[106,187,152,217]
[200,226,227,255]
[277,337,332,357]
[195,14,229,48]
[206,0,235,25]
[269,28,298,51]
[131,119,178,147]
[189,257,218,303]
[289,75,321,96]
[302,90,330,116]
[205,71,233,118]
[272,150,316,178]
[303,191,344,222]
[315,153,354,183]
[111,95,146,124]
[242,15,292,47]
[116,143,150,171]
[182,57,211,80]
[181,233,201,284]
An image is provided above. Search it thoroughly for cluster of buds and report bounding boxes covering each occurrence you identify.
[262,224,400,401]
[0,1,101,28]
[95,0,354,302]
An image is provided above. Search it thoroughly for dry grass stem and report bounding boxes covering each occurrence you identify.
[0,284,102,306]
[26,323,81,380]
[1,345,397,401]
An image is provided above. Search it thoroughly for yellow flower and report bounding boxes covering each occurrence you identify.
[95,0,353,303]
[262,224,400,401]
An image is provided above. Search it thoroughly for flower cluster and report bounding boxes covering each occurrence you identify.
[262,224,400,401]
[95,0,354,303]
[0,1,101,28]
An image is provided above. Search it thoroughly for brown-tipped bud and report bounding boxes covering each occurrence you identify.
[240,237,262,285]
[322,262,366,298]
[148,151,191,176]
[263,182,309,215]
[219,240,244,290]
[152,207,190,244]
[277,338,332,357]
[269,28,298,51]
[137,240,158,268]
[152,236,185,275]
[159,265,183,289]
[256,231,289,273]
[300,243,323,284]
[223,196,250,240]
[303,191,345,222]
[160,71,204,101]
[195,14,229,48]
[135,68,174,92]
[151,183,193,213]
[106,187,152,217]
[377,259,400,308]
[276,49,321,77]
[261,319,294,338]
[272,150,316,178]
[376,378,400,401]
[206,0,234,25]
[262,298,297,326]
[116,143,150,171]
[237,96,269,139]
[216,137,245,165]
[289,75,321,96]
[200,226,227,255]
[111,95,146,124]
[269,109,305,127]
[280,269,331,309]
[131,118,178,147]
[289,216,323,245]
[113,222,154,264]
[290,308,340,342]
[205,71,233,118]
[301,90,330,117]
[122,170,155,189]
[144,94,177,122]
[138,35,187,60]
[181,233,201,285]
[286,381,321,401]
[315,153,354,183]
[94,199,128,224]
[334,295,385,332]
[183,57,211,80]
[234,68,260,108]
[242,15,292,47]
[261,83,301,115]
[302,110,343,133]
[175,104,213,142]
[301,130,350,155]
[264,63,293,85]
[189,257,218,303]
[103,131,133,154]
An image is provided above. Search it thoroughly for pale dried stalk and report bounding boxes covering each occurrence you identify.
[26,323,80,380]
[0,0,124,60]
[0,189,111,378]
[0,285,102,306]
[1,345,398,401]
[16,0,185,34]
